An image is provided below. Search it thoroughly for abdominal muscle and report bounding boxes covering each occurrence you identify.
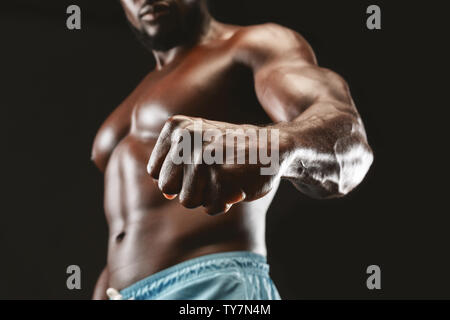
[104,133,275,290]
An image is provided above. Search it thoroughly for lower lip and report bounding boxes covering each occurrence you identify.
[141,10,170,22]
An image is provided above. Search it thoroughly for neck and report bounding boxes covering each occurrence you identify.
[152,5,213,69]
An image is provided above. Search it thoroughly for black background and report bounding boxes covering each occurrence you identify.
[1,1,447,300]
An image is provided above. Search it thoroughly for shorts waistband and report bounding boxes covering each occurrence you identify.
[119,251,269,300]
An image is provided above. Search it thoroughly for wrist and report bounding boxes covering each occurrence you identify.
[269,123,299,179]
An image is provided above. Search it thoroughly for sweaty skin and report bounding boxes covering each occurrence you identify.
[91,0,373,299]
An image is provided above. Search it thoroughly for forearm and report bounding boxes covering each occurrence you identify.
[276,101,373,199]
[92,266,109,300]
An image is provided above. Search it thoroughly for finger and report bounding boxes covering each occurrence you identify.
[204,202,231,216]
[241,174,274,202]
[203,168,247,215]
[158,143,184,197]
[147,118,180,179]
[179,163,207,209]
[204,189,246,215]
[226,189,247,206]
[201,170,229,215]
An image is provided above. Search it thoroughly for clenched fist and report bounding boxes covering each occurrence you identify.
[147,115,288,215]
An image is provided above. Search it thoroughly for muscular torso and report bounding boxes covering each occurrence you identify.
[92,34,279,290]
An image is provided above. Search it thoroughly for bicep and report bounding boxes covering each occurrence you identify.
[232,23,354,122]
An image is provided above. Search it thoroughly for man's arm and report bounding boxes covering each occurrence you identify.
[147,24,374,214]
[92,266,109,300]
[237,24,374,198]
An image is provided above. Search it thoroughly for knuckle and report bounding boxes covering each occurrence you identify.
[163,117,179,134]
[166,115,186,129]
[166,115,179,124]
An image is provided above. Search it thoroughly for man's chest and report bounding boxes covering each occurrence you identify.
[130,58,265,132]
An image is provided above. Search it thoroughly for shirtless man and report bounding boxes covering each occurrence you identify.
[91,0,373,300]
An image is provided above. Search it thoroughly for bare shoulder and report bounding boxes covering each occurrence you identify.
[228,23,317,68]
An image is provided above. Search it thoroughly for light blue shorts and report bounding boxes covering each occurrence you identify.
[118,251,282,300]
